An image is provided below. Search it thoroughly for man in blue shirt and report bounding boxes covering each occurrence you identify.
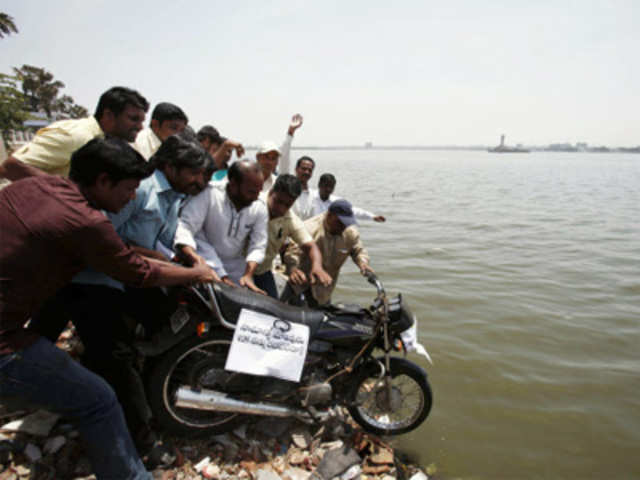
[32,131,212,467]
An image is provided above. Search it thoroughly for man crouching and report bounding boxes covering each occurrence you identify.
[0,138,216,479]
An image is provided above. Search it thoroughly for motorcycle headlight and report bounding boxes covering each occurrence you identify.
[388,294,414,335]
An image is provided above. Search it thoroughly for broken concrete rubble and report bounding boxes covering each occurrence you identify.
[0,405,434,480]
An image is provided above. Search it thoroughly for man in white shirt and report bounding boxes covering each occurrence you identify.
[310,173,386,222]
[256,114,303,192]
[174,160,268,294]
[133,102,188,160]
[290,156,316,219]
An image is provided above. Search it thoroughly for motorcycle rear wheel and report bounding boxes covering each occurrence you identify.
[147,332,244,436]
[347,357,432,436]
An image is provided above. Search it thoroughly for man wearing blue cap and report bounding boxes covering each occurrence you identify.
[283,199,373,305]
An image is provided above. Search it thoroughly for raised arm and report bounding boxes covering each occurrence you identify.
[279,114,303,175]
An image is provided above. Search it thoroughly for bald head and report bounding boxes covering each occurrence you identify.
[227,160,264,209]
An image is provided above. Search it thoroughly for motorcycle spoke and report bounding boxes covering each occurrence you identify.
[162,339,240,428]
[355,373,425,429]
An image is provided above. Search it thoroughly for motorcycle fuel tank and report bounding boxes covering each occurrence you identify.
[313,313,376,347]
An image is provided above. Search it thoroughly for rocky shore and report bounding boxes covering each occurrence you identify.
[0,406,434,480]
[0,328,435,480]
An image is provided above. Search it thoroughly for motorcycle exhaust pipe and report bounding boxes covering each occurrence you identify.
[174,386,306,418]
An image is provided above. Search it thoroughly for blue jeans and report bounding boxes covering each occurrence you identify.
[254,270,279,299]
[0,337,151,480]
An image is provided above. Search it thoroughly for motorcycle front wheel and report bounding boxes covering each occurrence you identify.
[347,357,432,436]
[147,332,244,436]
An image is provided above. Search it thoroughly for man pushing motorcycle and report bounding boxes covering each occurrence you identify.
[0,137,216,480]
[283,199,374,306]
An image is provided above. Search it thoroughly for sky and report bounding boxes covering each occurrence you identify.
[1,1,638,147]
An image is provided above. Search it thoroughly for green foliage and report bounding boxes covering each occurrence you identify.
[14,65,66,118]
[0,12,18,39]
[0,73,29,149]
[11,64,89,120]
[1,62,88,148]
[53,94,89,119]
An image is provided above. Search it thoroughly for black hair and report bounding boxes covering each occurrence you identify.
[228,160,261,184]
[181,125,198,142]
[69,137,153,187]
[273,174,302,198]
[94,86,149,119]
[150,102,188,125]
[318,173,336,187]
[296,156,315,169]
[149,131,211,171]
[197,125,225,145]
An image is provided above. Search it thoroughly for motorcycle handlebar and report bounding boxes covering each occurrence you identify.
[365,272,385,296]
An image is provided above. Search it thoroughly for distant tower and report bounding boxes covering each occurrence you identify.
[500,134,505,147]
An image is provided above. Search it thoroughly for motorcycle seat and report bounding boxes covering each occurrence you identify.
[213,283,326,332]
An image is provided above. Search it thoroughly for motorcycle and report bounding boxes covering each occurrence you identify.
[141,273,433,437]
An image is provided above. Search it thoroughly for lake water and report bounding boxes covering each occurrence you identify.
[293,149,640,479]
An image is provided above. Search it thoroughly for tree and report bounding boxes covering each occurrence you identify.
[0,12,18,39]
[53,94,89,119]
[0,74,29,149]
[12,65,88,119]
[13,65,65,117]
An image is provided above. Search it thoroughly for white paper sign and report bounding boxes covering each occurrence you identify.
[225,308,310,382]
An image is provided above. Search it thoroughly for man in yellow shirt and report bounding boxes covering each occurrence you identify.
[254,174,331,298]
[0,86,148,181]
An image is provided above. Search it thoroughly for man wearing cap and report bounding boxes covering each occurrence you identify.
[197,125,244,181]
[256,113,304,192]
[283,199,373,306]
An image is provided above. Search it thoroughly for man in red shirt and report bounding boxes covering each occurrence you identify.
[0,137,216,479]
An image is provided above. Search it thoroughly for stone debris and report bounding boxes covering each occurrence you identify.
[314,446,361,479]
[43,435,66,455]
[410,471,430,480]
[291,427,313,449]
[0,392,432,480]
[283,466,311,480]
[202,463,221,479]
[339,464,362,479]
[0,410,60,437]
[23,443,41,463]
[194,456,211,472]
[369,446,394,465]
[256,469,283,480]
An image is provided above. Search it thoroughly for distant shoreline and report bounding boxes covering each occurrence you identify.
[245,145,640,153]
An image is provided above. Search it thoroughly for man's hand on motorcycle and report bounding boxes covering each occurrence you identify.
[239,275,267,295]
[359,263,375,276]
[221,276,236,287]
[192,264,219,284]
[289,267,308,286]
[177,245,207,267]
[310,267,332,287]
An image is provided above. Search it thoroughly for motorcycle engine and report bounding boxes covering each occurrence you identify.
[298,367,333,406]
